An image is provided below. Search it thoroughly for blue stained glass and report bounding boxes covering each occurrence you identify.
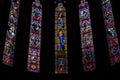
[101,0,120,65]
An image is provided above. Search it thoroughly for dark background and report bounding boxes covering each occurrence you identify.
[0,0,120,80]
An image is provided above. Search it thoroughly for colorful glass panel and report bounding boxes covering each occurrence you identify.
[79,0,96,71]
[101,0,120,65]
[2,0,20,66]
[27,0,42,72]
[55,3,68,74]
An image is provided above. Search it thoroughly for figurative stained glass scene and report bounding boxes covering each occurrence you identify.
[101,0,120,65]
[79,0,96,71]
[2,0,20,66]
[55,2,68,74]
[27,0,42,72]
[1,0,120,76]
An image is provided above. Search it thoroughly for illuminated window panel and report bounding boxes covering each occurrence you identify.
[101,0,120,65]
[79,0,96,71]
[55,3,68,74]
[27,0,42,72]
[2,0,20,66]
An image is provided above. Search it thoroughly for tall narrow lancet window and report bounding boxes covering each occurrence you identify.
[2,0,20,66]
[55,1,68,74]
[101,0,120,65]
[27,0,42,72]
[79,0,96,71]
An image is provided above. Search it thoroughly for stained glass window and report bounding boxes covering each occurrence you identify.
[79,0,96,71]
[101,0,120,65]
[55,3,68,74]
[27,0,42,72]
[2,0,20,66]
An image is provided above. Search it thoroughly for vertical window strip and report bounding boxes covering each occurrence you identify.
[55,3,68,74]
[3,0,21,66]
[79,0,96,71]
[27,0,42,72]
[101,0,120,65]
